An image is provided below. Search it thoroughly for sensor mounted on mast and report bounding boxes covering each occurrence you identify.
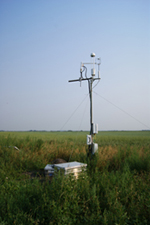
[69,53,101,156]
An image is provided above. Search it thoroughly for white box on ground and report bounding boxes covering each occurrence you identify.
[54,161,87,178]
[44,164,54,176]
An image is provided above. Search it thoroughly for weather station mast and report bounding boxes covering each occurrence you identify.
[69,53,101,156]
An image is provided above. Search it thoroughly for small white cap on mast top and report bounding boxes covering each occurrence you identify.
[91,53,95,57]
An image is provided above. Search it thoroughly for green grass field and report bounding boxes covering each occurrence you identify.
[0,131,150,224]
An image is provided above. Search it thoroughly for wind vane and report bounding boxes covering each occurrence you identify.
[68,53,101,155]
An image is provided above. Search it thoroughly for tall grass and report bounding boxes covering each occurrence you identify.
[0,131,150,224]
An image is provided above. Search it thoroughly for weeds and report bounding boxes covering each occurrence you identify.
[0,131,150,224]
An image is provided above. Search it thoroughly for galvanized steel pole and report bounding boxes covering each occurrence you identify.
[68,53,101,156]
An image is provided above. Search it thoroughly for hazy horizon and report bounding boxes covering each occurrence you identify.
[0,0,149,131]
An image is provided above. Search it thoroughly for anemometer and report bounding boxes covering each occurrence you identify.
[69,53,101,155]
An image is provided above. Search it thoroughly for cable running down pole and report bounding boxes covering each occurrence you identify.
[68,53,101,156]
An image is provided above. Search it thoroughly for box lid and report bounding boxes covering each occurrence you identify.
[54,161,87,171]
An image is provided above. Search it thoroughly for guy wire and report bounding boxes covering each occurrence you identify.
[93,91,150,129]
[60,94,88,131]
[68,96,89,162]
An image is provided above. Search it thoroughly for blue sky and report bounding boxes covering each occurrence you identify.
[0,0,149,131]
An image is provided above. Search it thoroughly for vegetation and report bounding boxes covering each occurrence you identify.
[0,131,150,224]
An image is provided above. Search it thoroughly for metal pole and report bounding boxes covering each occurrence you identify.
[89,78,93,154]
[68,53,101,156]
[89,79,93,135]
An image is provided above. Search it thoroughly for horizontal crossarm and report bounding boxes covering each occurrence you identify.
[68,78,100,82]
